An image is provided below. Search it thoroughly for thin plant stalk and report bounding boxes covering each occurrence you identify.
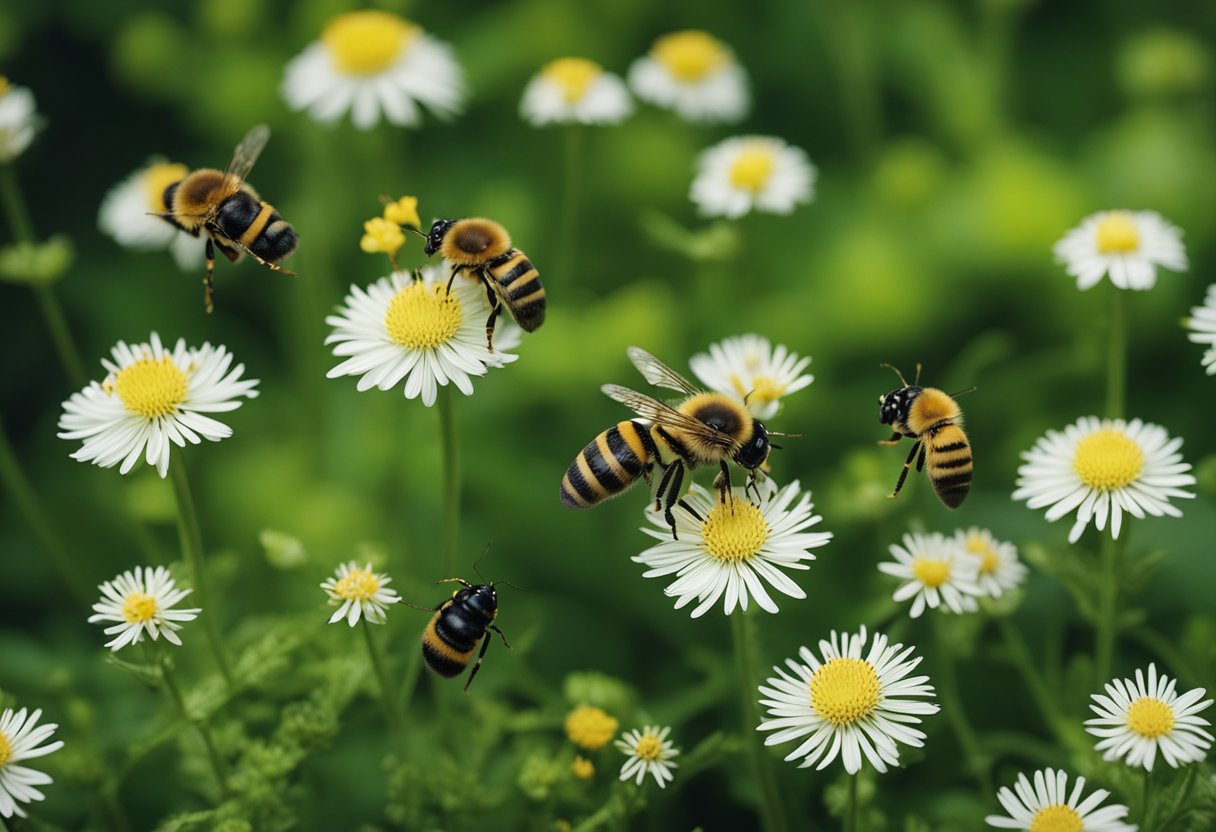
[361,619,403,739]
[1095,532,1120,688]
[994,615,1071,745]
[556,124,584,284]
[931,613,992,794]
[846,773,860,832]
[1106,286,1125,419]
[437,384,460,574]
[1141,768,1153,829]
[730,611,790,832]
[151,645,229,796]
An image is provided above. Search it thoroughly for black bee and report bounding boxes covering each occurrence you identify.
[420,577,510,691]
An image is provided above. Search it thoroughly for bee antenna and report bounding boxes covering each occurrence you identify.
[879,362,910,387]
[472,541,493,582]
[769,442,783,450]
[950,386,978,399]
[767,430,804,439]
[491,579,524,593]
[402,224,427,238]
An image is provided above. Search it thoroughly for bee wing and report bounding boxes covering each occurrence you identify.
[217,124,270,199]
[600,384,740,453]
[626,346,702,396]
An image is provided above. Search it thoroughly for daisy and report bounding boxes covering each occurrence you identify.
[985,768,1137,831]
[954,527,1028,598]
[87,565,202,651]
[0,706,64,819]
[0,77,41,162]
[520,57,632,127]
[635,478,830,618]
[628,30,748,123]
[878,532,982,618]
[58,333,259,478]
[282,10,465,130]
[325,265,520,407]
[690,136,815,219]
[615,725,679,788]
[1012,417,1196,544]
[689,334,813,419]
[1053,210,1187,291]
[97,159,206,270]
[1184,284,1216,375]
[1084,663,1213,771]
[321,561,402,626]
[757,625,939,774]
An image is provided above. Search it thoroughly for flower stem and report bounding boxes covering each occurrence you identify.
[932,613,992,794]
[155,648,229,796]
[361,619,403,739]
[730,611,790,832]
[1106,286,1125,420]
[995,616,1070,744]
[437,384,460,575]
[1095,532,1120,688]
[1141,767,1153,829]
[846,773,860,832]
[557,124,584,284]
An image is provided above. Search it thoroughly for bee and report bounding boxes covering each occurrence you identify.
[419,576,510,692]
[561,346,772,539]
[877,363,974,508]
[422,217,545,352]
[159,124,297,312]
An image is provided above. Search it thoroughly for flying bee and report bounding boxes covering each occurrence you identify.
[561,346,774,539]
[421,217,546,352]
[877,363,974,508]
[158,124,297,312]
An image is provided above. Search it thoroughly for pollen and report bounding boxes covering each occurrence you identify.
[1126,697,1175,739]
[652,30,728,82]
[729,143,776,192]
[1028,805,1083,832]
[114,357,188,419]
[810,657,881,726]
[383,195,420,228]
[384,281,462,350]
[332,566,380,602]
[1073,429,1144,490]
[0,731,11,766]
[1094,211,1141,255]
[143,162,188,213]
[633,731,664,762]
[570,756,595,780]
[541,58,603,104]
[964,533,1000,575]
[565,705,619,751]
[911,557,951,588]
[700,500,769,562]
[120,591,159,624]
[322,11,419,76]
[360,217,405,257]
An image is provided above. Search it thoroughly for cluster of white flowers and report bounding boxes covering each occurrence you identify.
[877,528,1028,618]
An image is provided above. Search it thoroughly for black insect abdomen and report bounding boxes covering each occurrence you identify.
[215,192,261,241]
[249,216,298,263]
[490,250,546,332]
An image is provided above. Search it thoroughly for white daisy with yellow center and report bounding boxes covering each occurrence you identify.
[326,265,520,407]
[689,334,813,420]
[635,479,830,618]
[1012,416,1196,544]
[0,77,42,162]
[321,561,402,626]
[282,10,466,130]
[690,135,815,219]
[615,725,679,789]
[520,57,632,127]
[628,30,748,123]
[87,565,201,651]
[955,527,1028,598]
[1184,284,1216,375]
[0,706,64,820]
[757,626,939,774]
[1053,209,1187,291]
[985,768,1137,831]
[58,333,259,478]
[878,532,982,618]
[97,159,206,270]
[1084,663,1213,772]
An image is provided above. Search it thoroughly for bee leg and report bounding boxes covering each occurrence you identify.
[445,265,460,295]
[713,460,732,507]
[745,468,762,503]
[877,432,902,446]
[483,294,502,354]
[490,624,511,649]
[203,237,216,313]
[888,440,922,499]
[437,577,473,588]
[663,463,686,539]
[463,630,495,693]
[653,462,678,514]
[676,498,704,523]
[916,443,927,473]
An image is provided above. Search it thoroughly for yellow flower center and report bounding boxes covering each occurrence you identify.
[570,756,595,780]
[144,162,188,213]
[810,657,881,726]
[633,732,664,762]
[700,500,769,562]
[965,534,1000,575]
[322,11,419,76]
[911,557,951,588]
[1094,211,1141,255]
[731,374,786,407]
[1073,429,1144,490]
[541,57,603,104]
[1028,805,1083,832]
[564,706,619,751]
[384,281,462,350]
[652,30,728,82]
[360,217,405,257]
[729,144,776,192]
[121,591,159,624]
[1126,697,1175,739]
[333,567,380,601]
[0,731,12,766]
[383,195,420,228]
[114,357,188,419]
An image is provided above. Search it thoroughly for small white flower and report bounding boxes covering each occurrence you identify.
[1053,209,1187,291]
[1185,284,1216,375]
[985,768,1137,831]
[628,30,748,123]
[520,57,632,127]
[878,532,982,618]
[87,565,202,651]
[689,334,813,420]
[1084,663,1213,772]
[0,707,64,819]
[1012,417,1196,544]
[321,561,402,626]
[954,527,1028,598]
[58,333,259,479]
[757,626,939,774]
[0,78,42,162]
[97,159,206,270]
[282,10,465,130]
[615,725,679,789]
[325,265,520,407]
[690,135,815,219]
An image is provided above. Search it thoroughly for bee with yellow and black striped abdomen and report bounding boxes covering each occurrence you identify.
[421,577,510,691]
[877,363,973,508]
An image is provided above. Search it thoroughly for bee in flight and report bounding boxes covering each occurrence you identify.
[415,560,512,692]
[561,346,773,539]
[877,363,974,508]
[158,124,297,312]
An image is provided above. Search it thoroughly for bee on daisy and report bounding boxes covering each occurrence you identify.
[97,159,206,270]
[1053,209,1187,291]
[0,77,42,162]
[1184,284,1216,375]
[690,136,815,219]
[87,565,201,651]
[321,561,402,627]
[985,768,1137,831]
[877,531,983,618]
[628,30,748,123]
[0,706,64,819]
[520,57,633,127]
[688,334,813,420]
[615,725,679,788]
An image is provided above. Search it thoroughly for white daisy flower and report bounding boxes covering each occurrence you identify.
[954,527,1028,598]
[325,265,521,407]
[1084,663,1213,772]
[0,707,64,819]
[0,78,42,162]
[690,135,815,219]
[615,725,679,789]
[87,565,202,651]
[97,159,206,270]
[58,333,259,479]
[689,334,813,420]
[878,532,982,618]
[282,10,465,130]
[757,625,939,774]
[1053,209,1187,291]
[321,561,402,626]
[628,30,748,123]
[1012,417,1196,544]
[635,479,830,618]
[1184,284,1216,375]
[985,768,1137,831]
[520,57,632,127]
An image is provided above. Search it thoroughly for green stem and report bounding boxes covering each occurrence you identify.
[557,125,584,283]
[847,773,860,832]
[1095,533,1119,688]
[932,614,992,794]
[730,612,790,832]
[1106,286,1125,419]
[99,784,132,832]
[0,164,36,243]
[156,650,229,796]
[361,619,403,739]
[437,384,460,575]
[995,616,1070,744]
[1141,767,1152,830]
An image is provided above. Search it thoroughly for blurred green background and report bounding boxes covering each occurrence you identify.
[1,0,1215,829]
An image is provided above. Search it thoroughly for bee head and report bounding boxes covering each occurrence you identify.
[734,420,771,469]
[463,583,499,616]
[879,387,919,425]
[424,219,456,256]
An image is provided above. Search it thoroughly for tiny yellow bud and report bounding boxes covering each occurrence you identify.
[570,756,595,780]
[384,195,421,228]
[360,216,405,256]
[564,705,619,751]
